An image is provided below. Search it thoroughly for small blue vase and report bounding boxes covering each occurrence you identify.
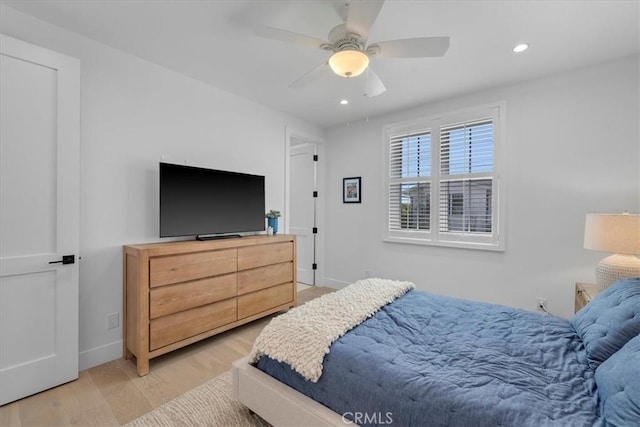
[267,217,278,235]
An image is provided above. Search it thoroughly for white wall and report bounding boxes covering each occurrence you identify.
[1,6,323,370]
[2,5,638,371]
[323,56,640,319]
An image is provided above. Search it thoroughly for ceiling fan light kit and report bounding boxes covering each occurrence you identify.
[329,50,370,77]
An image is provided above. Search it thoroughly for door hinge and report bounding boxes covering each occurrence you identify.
[312,263,317,270]
[313,191,318,198]
[313,154,318,161]
[312,227,318,234]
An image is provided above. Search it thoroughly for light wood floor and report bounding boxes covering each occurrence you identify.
[0,286,333,427]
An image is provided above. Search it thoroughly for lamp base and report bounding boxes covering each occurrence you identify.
[595,254,640,288]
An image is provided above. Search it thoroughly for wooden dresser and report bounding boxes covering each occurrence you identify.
[123,234,296,375]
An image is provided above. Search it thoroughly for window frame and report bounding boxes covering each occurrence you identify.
[382,103,506,251]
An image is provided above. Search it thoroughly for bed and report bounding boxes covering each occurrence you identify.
[232,277,640,426]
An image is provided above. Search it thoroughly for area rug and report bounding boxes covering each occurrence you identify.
[125,371,270,427]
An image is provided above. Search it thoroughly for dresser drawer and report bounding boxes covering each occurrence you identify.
[237,282,293,319]
[237,242,292,270]
[149,249,237,287]
[149,298,237,350]
[149,273,237,319]
[237,262,293,295]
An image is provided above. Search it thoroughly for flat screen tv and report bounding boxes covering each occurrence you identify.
[159,162,265,239]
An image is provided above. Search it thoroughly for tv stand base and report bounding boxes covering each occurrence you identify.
[197,234,242,241]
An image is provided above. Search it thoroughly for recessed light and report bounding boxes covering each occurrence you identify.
[513,43,529,53]
[340,99,349,105]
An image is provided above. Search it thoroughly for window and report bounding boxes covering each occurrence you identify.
[384,104,504,250]
[388,130,431,232]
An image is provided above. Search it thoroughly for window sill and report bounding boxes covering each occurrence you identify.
[383,235,505,252]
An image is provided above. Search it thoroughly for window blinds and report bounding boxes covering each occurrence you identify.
[388,131,431,232]
[439,119,494,234]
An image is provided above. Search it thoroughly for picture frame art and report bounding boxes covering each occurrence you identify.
[343,177,361,203]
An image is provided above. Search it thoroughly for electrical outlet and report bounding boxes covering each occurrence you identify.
[107,312,119,329]
[536,298,548,312]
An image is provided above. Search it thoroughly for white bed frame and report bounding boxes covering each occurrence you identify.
[232,357,345,426]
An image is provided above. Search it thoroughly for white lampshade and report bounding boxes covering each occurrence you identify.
[584,213,640,287]
[328,50,369,78]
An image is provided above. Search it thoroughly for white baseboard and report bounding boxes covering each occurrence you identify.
[320,277,351,289]
[78,340,122,371]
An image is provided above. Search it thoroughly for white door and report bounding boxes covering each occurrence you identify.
[290,143,316,285]
[0,35,80,406]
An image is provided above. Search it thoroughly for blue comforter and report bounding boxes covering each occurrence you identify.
[257,290,601,426]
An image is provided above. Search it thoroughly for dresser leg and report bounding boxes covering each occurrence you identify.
[137,358,149,376]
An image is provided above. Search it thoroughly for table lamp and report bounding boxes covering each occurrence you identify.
[583,213,640,287]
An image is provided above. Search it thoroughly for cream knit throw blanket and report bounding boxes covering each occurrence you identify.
[249,278,415,382]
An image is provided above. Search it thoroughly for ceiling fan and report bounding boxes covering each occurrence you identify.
[254,0,449,97]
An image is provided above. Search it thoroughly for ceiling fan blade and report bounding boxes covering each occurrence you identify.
[367,36,450,58]
[255,25,329,50]
[364,67,386,97]
[340,0,384,40]
[288,62,329,89]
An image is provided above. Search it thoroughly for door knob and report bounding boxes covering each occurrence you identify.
[49,255,75,265]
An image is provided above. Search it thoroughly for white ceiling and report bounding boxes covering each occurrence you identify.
[4,0,639,128]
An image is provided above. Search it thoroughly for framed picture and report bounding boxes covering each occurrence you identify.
[343,177,361,203]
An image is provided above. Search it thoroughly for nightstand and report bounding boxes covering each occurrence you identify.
[575,282,603,313]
